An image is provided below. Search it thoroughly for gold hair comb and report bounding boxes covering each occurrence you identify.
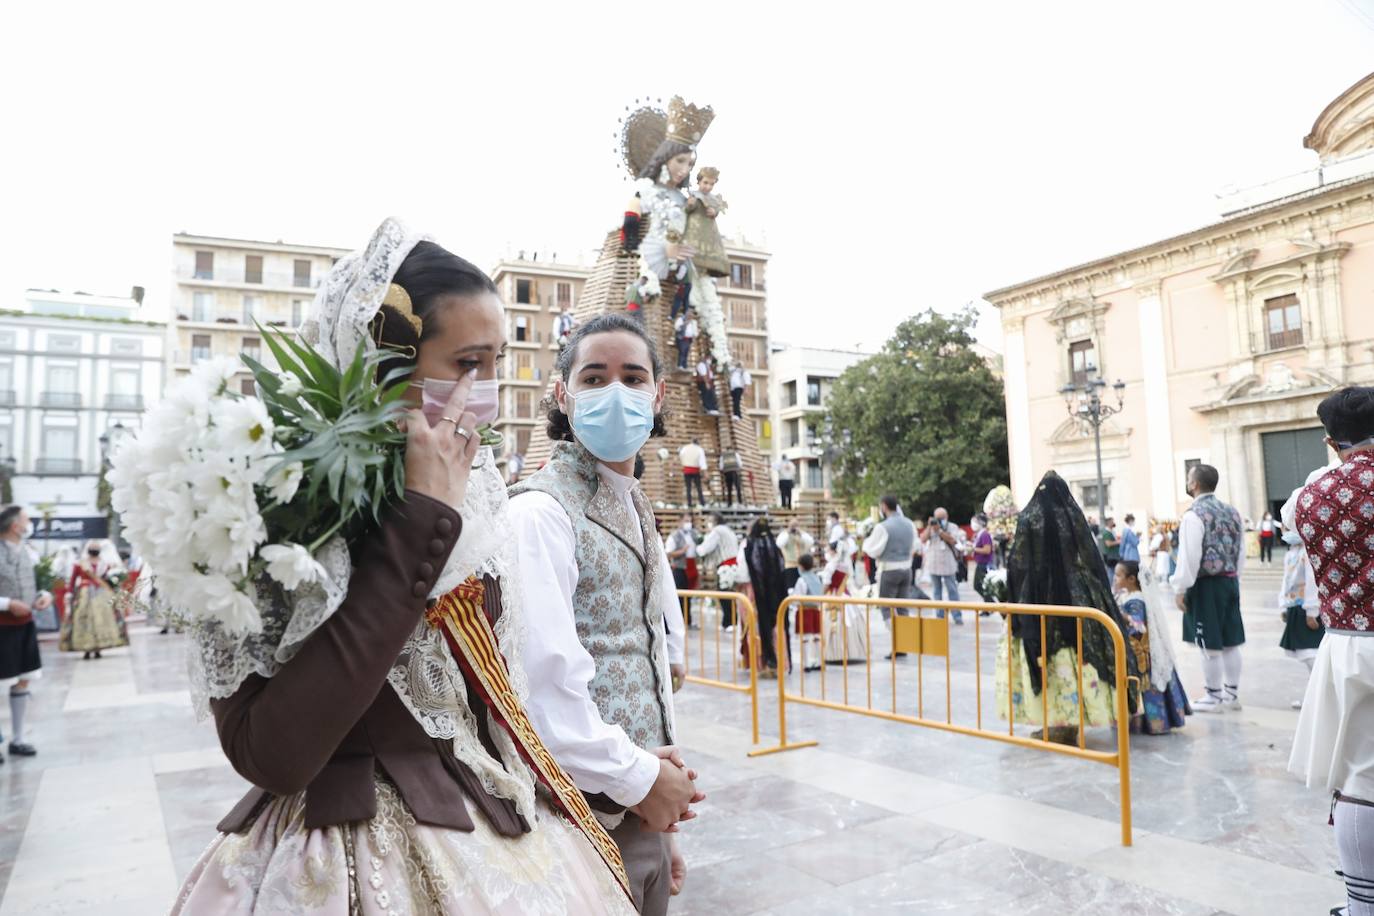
[383,283,423,336]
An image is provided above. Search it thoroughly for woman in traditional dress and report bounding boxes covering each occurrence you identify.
[995,472,1137,745]
[1113,560,1191,735]
[743,517,789,679]
[171,219,636,915]
[59,539,128,659]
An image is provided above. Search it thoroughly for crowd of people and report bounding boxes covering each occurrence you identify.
[0,218,1369,914]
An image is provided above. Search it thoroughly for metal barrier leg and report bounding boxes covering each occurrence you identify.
[748,596,819,757]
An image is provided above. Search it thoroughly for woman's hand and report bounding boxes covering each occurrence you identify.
[1306,615,1322,631]
[402,370,480,508]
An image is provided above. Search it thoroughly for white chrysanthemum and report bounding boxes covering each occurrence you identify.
[278,372,304,398]
[211,397,276,459]
[201,574,262,634]
[265,461,305,505]
[260,543,326,590]
[191,355,244,397]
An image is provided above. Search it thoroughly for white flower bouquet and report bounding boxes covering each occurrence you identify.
[983,568,1010,604]
[108,328,410,636]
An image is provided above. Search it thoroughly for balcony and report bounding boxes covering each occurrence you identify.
[35,458,82,475]
[721,277,767,293]
[505,365,544,382]
[40,391,82,408]
[104,394,145,411]
[180,267,321,290]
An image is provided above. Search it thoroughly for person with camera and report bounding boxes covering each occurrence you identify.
[922,507,964,625]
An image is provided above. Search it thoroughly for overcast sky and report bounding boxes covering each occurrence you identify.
[3,1,1372,355]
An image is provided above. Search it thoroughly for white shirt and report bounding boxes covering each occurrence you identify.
[862,516,920,571]
[776,460,795,481]
[776,529,814,553]
[510,465,684,808]
[679,442,706,471]
[684,318,698,338]
[698,523,739,564]
[730,367,751,390]
[1169,500,1247,595]
[1282,461,1340,532]
[827,522,846,545]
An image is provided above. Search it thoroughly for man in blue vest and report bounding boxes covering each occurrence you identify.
[1170,464,1246,712]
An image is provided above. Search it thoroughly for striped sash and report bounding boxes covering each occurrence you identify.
[425,577,633,902]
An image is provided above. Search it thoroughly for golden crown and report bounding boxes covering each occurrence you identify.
[666,96,715,146]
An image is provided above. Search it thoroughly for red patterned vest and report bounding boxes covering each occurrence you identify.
[1294,451,1374,632]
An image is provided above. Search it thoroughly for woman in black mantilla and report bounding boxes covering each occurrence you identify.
[744,517,789,679]
[995,472,1139,744]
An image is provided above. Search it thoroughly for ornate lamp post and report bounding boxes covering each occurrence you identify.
[1059,371,1126,528]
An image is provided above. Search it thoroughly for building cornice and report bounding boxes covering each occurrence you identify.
[489,261,594,280]
[985,174,1374,310]
[173,234,350,257]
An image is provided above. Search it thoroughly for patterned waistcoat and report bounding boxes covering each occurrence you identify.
[1190,494,1243,578]
[510,441,674,750]
[0,541,37,606]
[1295,451,1374,632]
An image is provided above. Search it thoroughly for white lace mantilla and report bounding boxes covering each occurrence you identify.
[187,217,538,818]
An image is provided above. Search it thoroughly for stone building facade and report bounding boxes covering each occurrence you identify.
[987,72,1374,523]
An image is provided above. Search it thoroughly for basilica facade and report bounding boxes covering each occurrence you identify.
[987,72,1374,524]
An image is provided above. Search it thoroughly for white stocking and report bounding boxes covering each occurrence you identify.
[1335,796,1374,916]
[1221,646,1242,698]
[1200,649,1224,693]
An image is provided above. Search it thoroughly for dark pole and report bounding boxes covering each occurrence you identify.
[1094,402,1106,527]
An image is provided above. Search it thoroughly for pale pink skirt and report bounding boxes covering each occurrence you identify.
[170,778,634,915]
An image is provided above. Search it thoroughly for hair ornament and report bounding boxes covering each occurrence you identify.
[383,283,422,336]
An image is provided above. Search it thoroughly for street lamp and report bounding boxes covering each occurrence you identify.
[1060,369,1126,530]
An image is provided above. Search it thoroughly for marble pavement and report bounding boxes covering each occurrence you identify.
[0,566,1344,915]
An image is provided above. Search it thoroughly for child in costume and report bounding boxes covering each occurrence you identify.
[791,553,824,672]
[682,166,728,279]
[1278,528,1324,709]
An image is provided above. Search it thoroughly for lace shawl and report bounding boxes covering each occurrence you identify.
[187,217,537,819]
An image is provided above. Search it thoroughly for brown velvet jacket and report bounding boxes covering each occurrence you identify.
[213,490,528,838]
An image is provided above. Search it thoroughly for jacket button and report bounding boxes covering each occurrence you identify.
[412,581,428,599]
[436,517,453,536]
[429,538,446,556]
[419,562,434,579]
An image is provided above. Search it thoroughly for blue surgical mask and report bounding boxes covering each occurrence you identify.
[568,382,656,462]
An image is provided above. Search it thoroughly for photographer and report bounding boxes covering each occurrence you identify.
[922,507,964,624]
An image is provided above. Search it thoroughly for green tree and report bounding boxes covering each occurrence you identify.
[821,306,1009,520]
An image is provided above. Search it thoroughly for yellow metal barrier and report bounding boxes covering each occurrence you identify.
[676,589,760,746]
[749,594,1134,847]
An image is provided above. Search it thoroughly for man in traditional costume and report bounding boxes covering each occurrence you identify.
[1288,386,1374,916]
[512,313,699,916]
[0,505,51,761]
[1169,463,1246,712]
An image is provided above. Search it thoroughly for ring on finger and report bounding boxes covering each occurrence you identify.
[454,425,473,443]
[437,416,460,427]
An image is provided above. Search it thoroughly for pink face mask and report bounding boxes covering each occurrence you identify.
[414,377,500,427]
